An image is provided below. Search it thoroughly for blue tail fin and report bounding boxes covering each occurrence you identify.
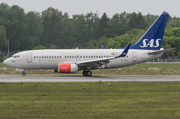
[129,14,168,50]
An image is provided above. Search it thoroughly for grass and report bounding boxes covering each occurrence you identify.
[0,82,180,118]
[1,62,180,75]
[1,62,180,118]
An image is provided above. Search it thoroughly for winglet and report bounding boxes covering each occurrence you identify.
[101,45,106,49]
[117,43,131,58]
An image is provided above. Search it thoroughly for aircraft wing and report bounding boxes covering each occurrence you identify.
[147,48,175,55]
[77,44,131,70]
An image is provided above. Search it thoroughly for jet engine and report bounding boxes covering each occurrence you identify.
[54,63,78,73]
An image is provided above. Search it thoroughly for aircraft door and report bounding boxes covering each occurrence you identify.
[132,52,137,62]
[27,52,32,63]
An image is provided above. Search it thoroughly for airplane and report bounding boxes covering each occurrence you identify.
[3,14,172,76]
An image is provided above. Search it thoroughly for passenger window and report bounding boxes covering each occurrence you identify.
[65,56,66,58]
[55,56,56,58]
[57,56,59,58]
[67,56,69,58]
[70,56,71,58]
[80,56,82,58]
[72,56,74,58]
[49,56,51,58]
[39,56,41,58]
[83,56,85,58]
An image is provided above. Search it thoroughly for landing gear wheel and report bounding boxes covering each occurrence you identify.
[83,71,86,76]
[22,72,26,76]
[83,71,92,76]
[87,71,92,76]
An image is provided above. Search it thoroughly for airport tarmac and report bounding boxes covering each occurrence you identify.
[0,75,180,82]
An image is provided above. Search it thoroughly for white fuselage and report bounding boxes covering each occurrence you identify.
[4,49,161,70]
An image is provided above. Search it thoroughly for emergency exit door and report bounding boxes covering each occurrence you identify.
[27,52,32,63]
[132,52,137,62]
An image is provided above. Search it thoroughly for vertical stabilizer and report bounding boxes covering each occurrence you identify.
[129,14,168,50]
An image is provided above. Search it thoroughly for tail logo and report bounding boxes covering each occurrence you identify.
[140,39,161,48]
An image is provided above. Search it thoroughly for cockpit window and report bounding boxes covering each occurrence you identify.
[12,55,20,58]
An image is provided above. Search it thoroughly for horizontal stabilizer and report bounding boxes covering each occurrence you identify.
[147,48,175,55]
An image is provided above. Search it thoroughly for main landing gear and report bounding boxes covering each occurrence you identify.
[22,71,26,76]
[82,70,92,76]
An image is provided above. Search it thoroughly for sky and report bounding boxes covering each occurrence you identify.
[0,0,180,18]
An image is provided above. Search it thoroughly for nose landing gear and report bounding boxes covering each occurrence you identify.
[22,71,26,76]
[82,70,92,76]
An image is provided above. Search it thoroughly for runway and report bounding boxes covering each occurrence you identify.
[0,75,180,82]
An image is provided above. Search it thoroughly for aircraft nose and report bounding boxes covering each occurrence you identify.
[3,59,7,65]
[3,58,10,66]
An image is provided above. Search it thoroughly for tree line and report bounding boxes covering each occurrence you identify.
[0,3,180,58]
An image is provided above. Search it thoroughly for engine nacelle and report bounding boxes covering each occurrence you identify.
[54,63,78,73]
